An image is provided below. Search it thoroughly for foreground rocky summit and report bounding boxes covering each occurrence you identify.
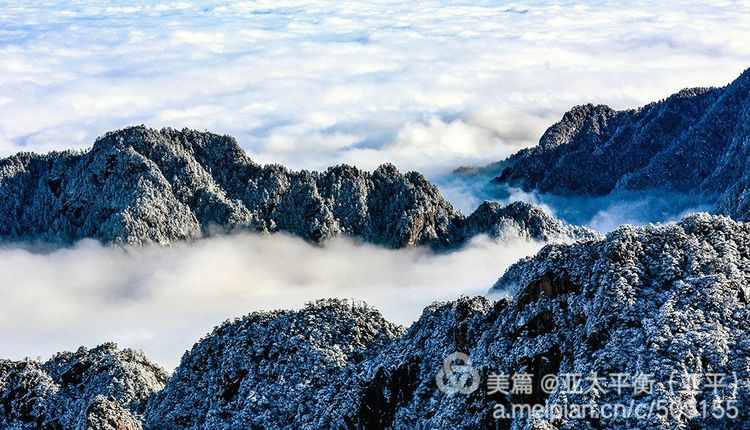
[495,68,750,220]
[3,214,748,429]
[0,126,592,248]
[0,344,167,430]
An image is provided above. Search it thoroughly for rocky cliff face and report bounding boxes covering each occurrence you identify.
[5,214,742,428]
[496,68,750,221]
[0,344,167,430]
[0,126,592,248]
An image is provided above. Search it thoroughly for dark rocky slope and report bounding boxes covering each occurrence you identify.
[71,214,741,429]
[0,126,593,248]
[496,68,750,220]
[0,344,167,430]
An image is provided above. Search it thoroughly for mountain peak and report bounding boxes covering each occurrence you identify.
[91,125,253,170]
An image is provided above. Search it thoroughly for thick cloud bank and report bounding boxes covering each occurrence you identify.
[1,1,749,174]
[438,169,714,232]
[0,233,542,368]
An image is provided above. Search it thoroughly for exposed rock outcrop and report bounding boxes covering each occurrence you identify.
[495,68,750,221]
[0,126,592,248]
[0,344,166,430]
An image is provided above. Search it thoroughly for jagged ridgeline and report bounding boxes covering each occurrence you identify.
[2,214,749,429]
[0,126,593,248]
[495,67,750,220]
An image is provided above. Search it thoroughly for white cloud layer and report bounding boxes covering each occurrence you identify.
[1,1,748,175]
[0,233,541,368]
[439,175,716,231]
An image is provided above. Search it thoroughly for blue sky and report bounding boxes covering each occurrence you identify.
[2,0,748,174]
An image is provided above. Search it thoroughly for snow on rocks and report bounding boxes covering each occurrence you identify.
[0,343,166,429]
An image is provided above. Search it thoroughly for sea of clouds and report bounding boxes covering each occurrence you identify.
[1,0,749,176]
[438,171,715,231]
[0,233,541,368]
[2,0,750,367]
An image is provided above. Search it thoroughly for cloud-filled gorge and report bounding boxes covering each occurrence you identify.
[0,233,542,368]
